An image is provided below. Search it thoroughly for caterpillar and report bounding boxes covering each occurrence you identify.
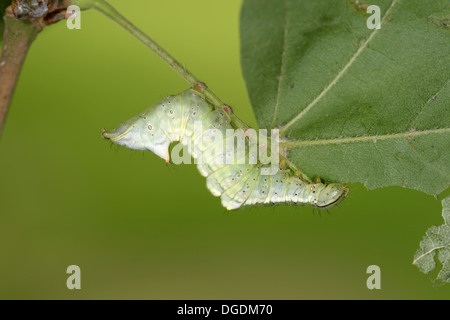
[102,88,349,210]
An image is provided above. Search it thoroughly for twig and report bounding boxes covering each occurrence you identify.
[0,0,249,138]
[0,7,42,137]
[77,0,248,129]
[88,1,221,103]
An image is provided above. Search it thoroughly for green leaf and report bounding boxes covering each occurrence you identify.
[240,0,450,195]
[413,196,450,283]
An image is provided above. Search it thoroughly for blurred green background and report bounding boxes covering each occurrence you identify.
[0,0,449,299]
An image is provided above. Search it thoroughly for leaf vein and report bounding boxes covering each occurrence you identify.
[406,137,450,181]
[413,246,446,265]
[271,0,290,129]
[279,0,400,135]
[280,127,450,148]
[409,79,449,130]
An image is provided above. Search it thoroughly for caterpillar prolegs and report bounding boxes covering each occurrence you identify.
[102,88,348,210]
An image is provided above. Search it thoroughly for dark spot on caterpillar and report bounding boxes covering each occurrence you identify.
[290,83,295,89]
[148,125,152,130]
[170,110,173,114]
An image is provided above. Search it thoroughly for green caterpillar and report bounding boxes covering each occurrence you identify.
[102,88,348,210]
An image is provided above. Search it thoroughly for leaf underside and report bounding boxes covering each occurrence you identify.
[414,196,450,283]
[240,0,449,195]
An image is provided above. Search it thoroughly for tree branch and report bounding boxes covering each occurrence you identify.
[0,7,42,137]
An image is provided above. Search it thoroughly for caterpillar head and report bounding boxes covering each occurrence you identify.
[315,184,349,209]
